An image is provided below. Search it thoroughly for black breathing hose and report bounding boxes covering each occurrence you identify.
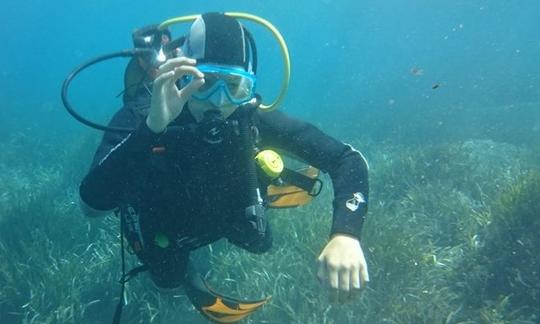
[238,100,267,237]
[61,48,153,133]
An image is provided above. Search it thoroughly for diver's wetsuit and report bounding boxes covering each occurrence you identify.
[80,92,369,288]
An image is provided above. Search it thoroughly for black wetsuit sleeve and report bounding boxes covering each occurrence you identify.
[79,107,160,211]
[257,110,369,240]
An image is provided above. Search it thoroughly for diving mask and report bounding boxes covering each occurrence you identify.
[183,64,256,107]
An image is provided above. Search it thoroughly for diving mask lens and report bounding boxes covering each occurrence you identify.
[183,65,256,105]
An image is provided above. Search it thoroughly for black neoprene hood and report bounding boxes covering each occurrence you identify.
[185,12,251,71]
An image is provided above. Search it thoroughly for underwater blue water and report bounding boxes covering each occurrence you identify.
[1,2,539,323]
[1,0,539,144]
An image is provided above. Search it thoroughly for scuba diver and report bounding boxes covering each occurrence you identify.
[76,12,370,323]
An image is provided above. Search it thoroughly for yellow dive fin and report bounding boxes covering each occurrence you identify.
[267,166,321,208]
[185,272,271,323]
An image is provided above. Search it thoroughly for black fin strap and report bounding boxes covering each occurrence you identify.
[120,265,149,284]
[280,168,322,196]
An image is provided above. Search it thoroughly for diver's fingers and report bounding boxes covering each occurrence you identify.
[351,265,361,290]
[339,267,350,292]
[173,66,204,96]
[153,70,176,89]
[179,77,205,98]
[173,65,204,81]
[157,57,197,74]
[336,267,351,303]
[360,262,370,288]
[328,264,341,303]
[319,258,340,303]
[346,266,361,301]
[316,257,327,286]
[327,263,339,290]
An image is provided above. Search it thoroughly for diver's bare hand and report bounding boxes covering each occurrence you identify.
[146,57,205,133]
[317,234,369,303]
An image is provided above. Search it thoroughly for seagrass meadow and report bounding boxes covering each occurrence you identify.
[0,130,539,323]
[1,1,540,323]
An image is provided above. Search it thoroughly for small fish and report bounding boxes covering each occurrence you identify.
[432,84,440,89]
[410,67,424,76]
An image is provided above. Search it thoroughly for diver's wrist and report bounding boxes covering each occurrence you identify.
[330,232,361,242]
[145,115,166,134]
